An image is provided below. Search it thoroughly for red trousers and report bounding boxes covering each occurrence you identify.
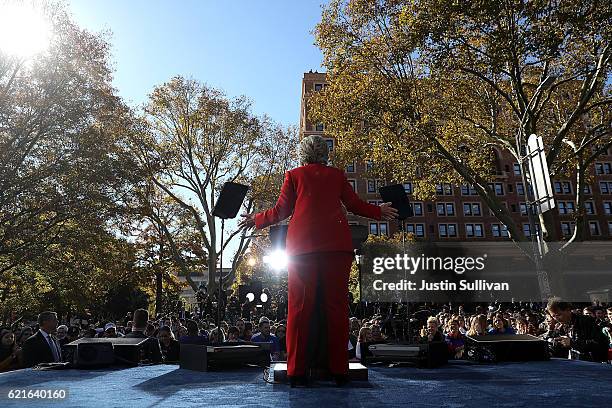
[286,251,353,376]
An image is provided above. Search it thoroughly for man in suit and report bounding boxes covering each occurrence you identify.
[22,311,62,367]
[125,308,163,363]
[240,135,397,386]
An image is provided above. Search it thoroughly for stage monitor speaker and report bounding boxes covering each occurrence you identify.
[67,337,149,366]
[73,342,115,368]
[212,182,249,219]
[379,184,413,220]
[365,342,448,368]
[180,343,270,371]
[466,334,549,362]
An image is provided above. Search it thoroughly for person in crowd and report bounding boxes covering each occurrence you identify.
[125,309,163,364]
[420,317,444,343]
[22,311,62,367]
[209,327,225,343]
[445,319,465,359]
[16,327,33,347]
[145,323,156,338]
[275,323,287,360]
[488,316,515,335]
[103,323,123,338]
[583,307,595,318]
[457,316,467,335]
[83,328,97,338]
[63,326,80,346]
[251,317,280,361]
[0,327,20,372]
[56,325,68,344]
[241,322,253,341]
[235,319,245,338]
[226,326,241,342]
[158,326,180,363]
[546,298,608,362]
[355,326,372,361]
[179,319,208,345]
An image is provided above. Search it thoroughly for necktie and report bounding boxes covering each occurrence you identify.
[47,335,60,362]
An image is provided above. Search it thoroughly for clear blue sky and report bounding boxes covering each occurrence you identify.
[69,0,326,126]
[68,1,327,267]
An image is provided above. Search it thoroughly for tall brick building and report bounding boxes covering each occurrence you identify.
[300,71,612,241]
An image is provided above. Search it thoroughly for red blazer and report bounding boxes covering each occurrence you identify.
[255,163,382,256]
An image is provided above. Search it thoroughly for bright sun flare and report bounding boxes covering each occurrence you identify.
[0,3,52,58]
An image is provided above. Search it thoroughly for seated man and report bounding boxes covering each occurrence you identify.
[251,317,280,360]
[546,298,608,362]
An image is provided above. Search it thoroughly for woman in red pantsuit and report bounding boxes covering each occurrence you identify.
[240,135,397,386]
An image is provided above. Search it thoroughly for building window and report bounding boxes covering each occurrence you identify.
[604,202,612,215]
[583,184,592,195]
[519,202,528,216]
[491,224,509,238]
[600,181,612,194]
[513,163,521,175]
[554,181,572,194]
[438,223,457,238]
[465,223,484,238]
[463,203,482,216]
[436,183,453,195]
[523,224,531,237]
[315,123,325,132]
[379,222,388,236]
[314,83,323,91]
[346,160,355,173]
[437,202,455,216]
[595,162,612,175]
[411,202,423,216]
[366,160,373,172]
[516,182,525,196]
[584,201,596,215]
[461,184,478,196]
[558,201,575,215]
[367,179,376,193]
[561,222,575,238]
[369,223,379,235]
[348,179,356,193]
[403,182,413,194]
[489,182,504,196]
[589,221,600,236]
[406,223,425,237]
[608,221,612,236]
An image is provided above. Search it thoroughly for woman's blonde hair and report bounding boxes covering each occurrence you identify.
[299,135,329,165]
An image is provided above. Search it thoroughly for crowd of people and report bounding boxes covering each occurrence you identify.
[1,298,611,373]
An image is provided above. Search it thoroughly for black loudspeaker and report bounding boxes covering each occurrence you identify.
[73,342,115,368]
[465,334,549,362]
[365,342,448,368]
[180,343,271,372]
[67,337,149,367]
[212,182,249,219]
[379,184,413,220]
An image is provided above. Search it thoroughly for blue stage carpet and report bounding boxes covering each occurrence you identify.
[0,359,610,408]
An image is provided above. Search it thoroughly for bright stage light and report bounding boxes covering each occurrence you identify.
[0,3,52,58]
[262,249,288,271]
[246,292,255,303]
[260,293,268,303]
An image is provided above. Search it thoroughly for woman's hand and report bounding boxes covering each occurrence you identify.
[379,202,399,221]
[238,213,256,230]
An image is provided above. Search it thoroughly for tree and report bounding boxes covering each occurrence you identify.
[130,76,298,296]
[0,4,141,275]
[311,0,611,243]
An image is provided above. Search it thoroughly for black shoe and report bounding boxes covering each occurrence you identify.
[289,375,308,388]
[333,374,350,387]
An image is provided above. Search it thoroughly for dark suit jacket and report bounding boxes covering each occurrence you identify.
[255,163,381,256]
[125,330,163,363]
[22,331,59,367]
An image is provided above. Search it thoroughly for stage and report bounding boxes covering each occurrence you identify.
[1,359,610,407]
